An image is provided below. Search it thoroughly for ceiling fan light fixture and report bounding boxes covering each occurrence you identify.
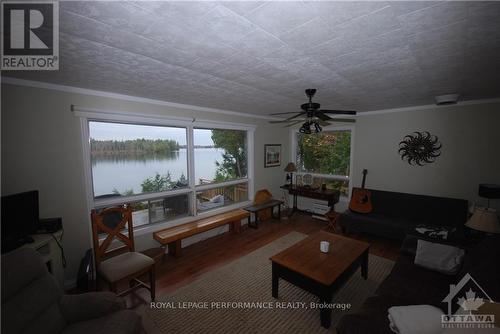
[314,122,322,133]
[299,120,322,134]
[299,121,312,134]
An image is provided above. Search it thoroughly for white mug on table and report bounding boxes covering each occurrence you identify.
[320,241,330,253]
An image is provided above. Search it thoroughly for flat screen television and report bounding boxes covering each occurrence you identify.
[1,190,40,253]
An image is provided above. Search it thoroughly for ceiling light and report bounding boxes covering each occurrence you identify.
[299,121,312,134]
[299,121,322,134]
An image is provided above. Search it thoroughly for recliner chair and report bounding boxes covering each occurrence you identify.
[1,247,142,334]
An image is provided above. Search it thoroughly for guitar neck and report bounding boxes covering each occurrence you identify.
[361,169,367,189]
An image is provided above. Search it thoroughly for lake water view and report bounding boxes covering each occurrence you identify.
[92,148,224,196]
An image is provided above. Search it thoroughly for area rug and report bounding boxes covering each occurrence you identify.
[141,232,395,333]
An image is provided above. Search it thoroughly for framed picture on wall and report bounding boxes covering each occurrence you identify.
[264,144,281,168]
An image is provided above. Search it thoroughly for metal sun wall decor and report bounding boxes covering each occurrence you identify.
[398,131,442,166]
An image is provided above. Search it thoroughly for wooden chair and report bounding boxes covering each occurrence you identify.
[325,210,341,234]
[254,189,273,221]
[91,205,156,301]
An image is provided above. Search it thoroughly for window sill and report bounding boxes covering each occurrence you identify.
[132,200,252,238]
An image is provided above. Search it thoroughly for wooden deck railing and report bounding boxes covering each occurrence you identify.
[198,179,247,202]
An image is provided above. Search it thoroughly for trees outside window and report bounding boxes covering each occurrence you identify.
[194,128,247,185]
[211,129,247,182]
[295,129,352,196]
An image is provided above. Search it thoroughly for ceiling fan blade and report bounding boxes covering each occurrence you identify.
[269,112,305,123]
[284,112,306,121]
[328,118,356,123]
[284,120,304,128]
[321,110,357,115]
[315,112,333,121]
[316,119,331,126]
[269,120,293,123]
[269,111,304,115]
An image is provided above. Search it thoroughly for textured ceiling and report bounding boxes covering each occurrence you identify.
[5,1,500,115]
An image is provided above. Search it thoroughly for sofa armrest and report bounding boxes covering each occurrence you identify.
[60,292,126,324]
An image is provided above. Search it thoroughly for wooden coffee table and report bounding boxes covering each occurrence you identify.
[270,231,370,328]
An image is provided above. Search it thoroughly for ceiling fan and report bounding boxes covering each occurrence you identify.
[269,89,357,134]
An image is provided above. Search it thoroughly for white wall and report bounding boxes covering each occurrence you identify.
[1,83,289,285]
[352,102,500,212]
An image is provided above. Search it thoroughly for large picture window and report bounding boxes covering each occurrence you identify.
[80,113,254,231]
[89,121,188,197]
[294,128,353,197]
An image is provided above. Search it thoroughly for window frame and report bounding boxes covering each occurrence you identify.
[290,125,355,200]
[76,107,255,236]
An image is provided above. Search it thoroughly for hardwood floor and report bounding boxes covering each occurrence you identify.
[154,213,401,295]
[123,212,401,307]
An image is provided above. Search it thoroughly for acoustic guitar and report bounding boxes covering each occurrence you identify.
[349,169,373,213]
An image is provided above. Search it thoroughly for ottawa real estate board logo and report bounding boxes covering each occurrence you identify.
[1,1,59,70]
[442,273,495,329]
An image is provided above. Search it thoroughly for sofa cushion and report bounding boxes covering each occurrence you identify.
[61,310,142,334]
[364,188,468,227]
[2,259,65,334]
[341,212,419,240]
[1,248,54,302]
[376,255,451,309]
[99,252,154,283]
[20,303,67,334]
[60,292,126,324]
[337,257,452,334]
[400,233,466,256]
[458,235,500,302]
[337,294,423,334]
[414,240,465,275]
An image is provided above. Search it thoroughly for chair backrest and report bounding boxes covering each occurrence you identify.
[254,189,273,221]
[91,205,135,266]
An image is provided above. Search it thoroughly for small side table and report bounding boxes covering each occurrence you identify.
[244,199,283,229]
[325,210,341,234]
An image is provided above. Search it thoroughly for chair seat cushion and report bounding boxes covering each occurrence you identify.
[98,252,154,283]
[61,309,141,334]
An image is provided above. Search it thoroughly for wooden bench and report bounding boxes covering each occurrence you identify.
[153,209,250,257]
[244,199,283,229]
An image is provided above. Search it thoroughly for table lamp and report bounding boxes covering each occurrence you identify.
[466,207,500,234]
[284,163,297,188]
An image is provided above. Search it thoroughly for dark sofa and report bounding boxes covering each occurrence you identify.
[337,235,500,334]
[340,188,469,240]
